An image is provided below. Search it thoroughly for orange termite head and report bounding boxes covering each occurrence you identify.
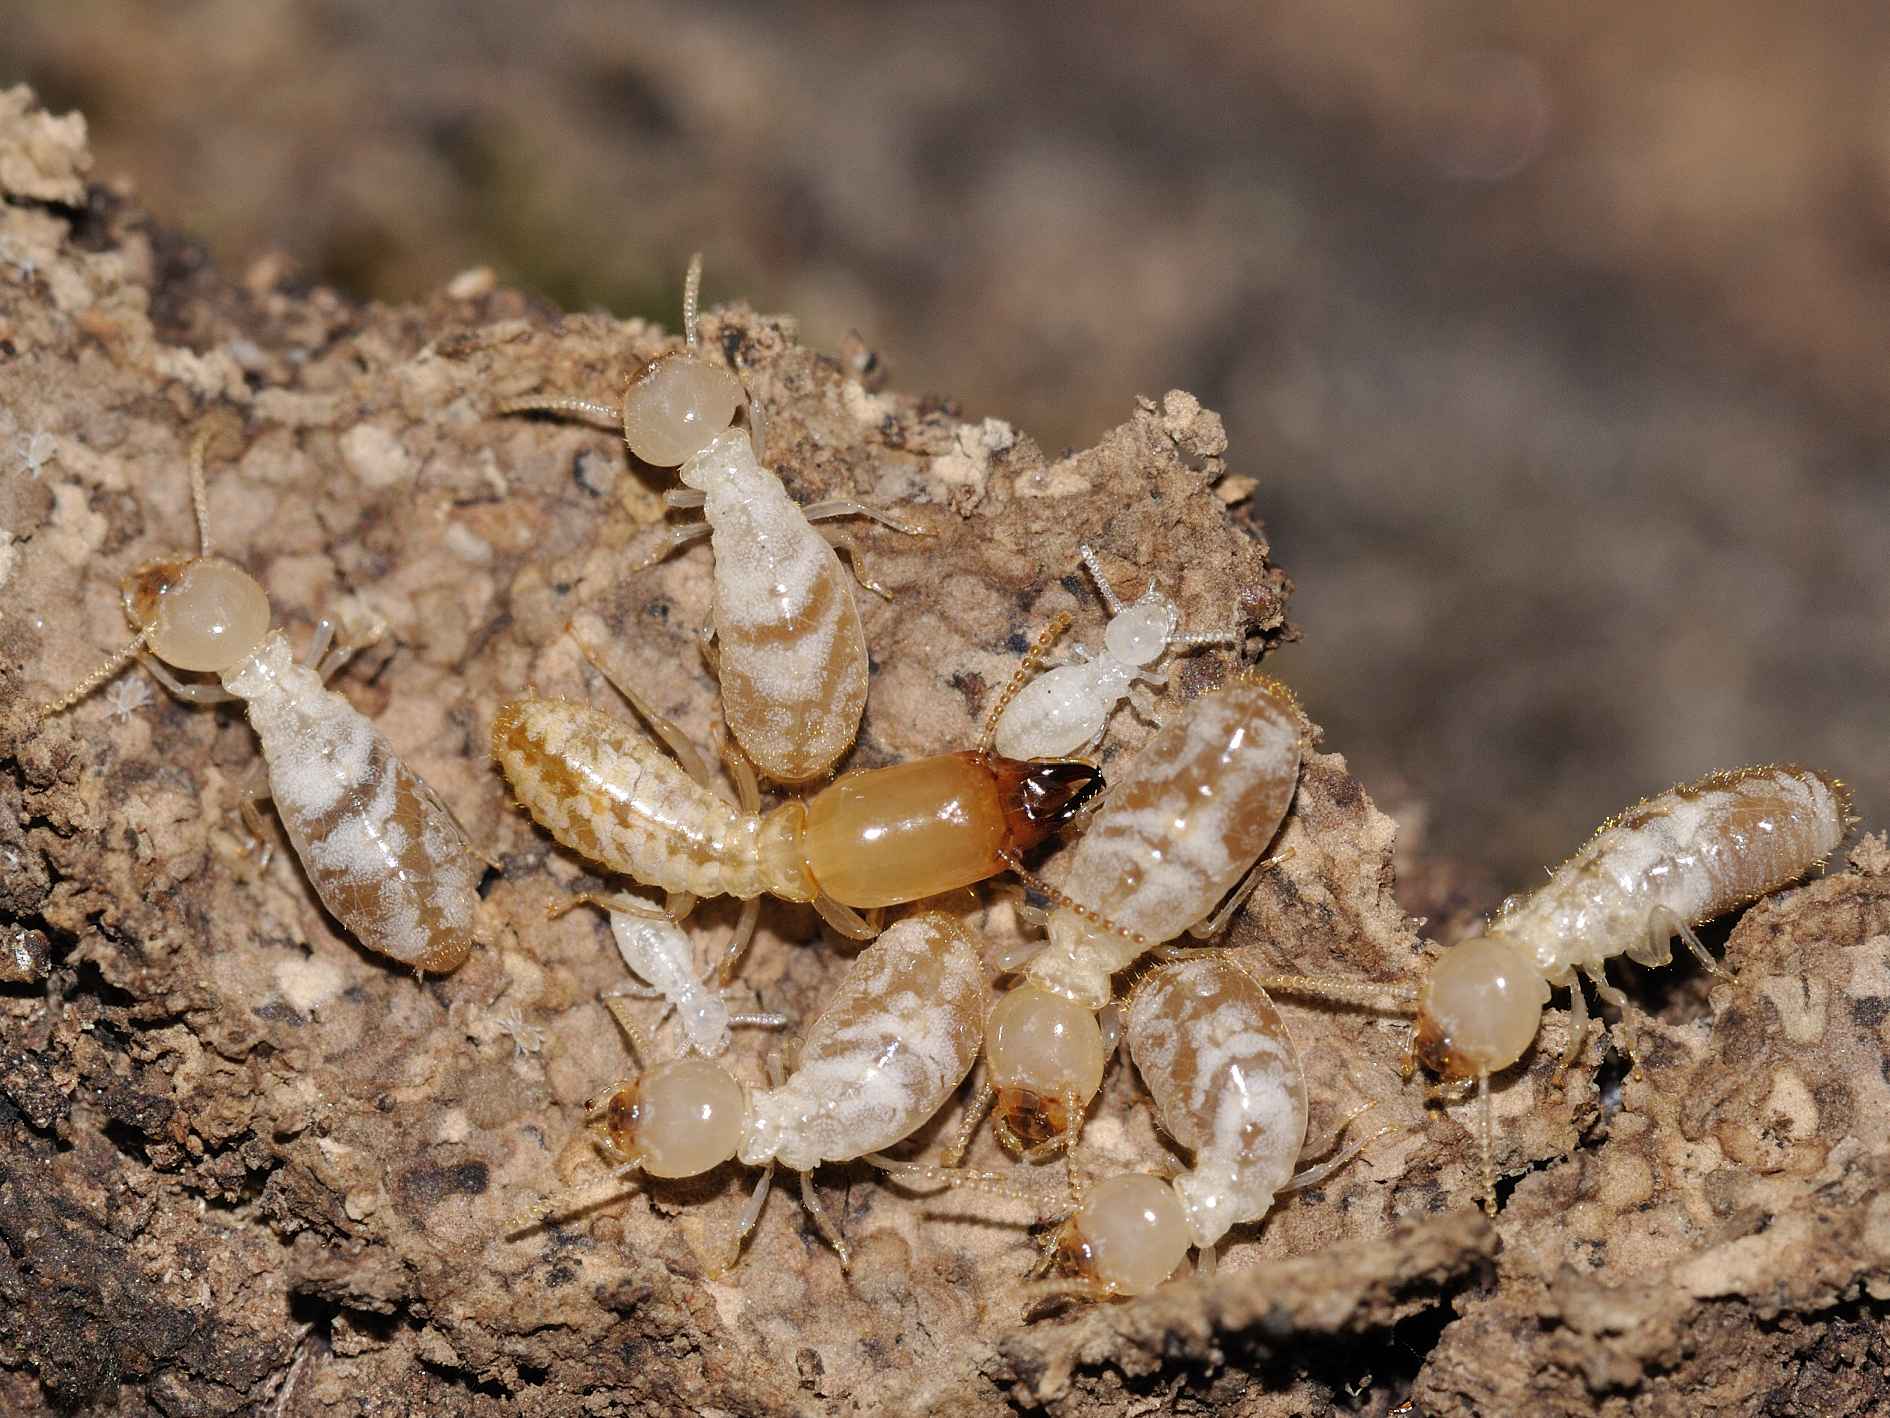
[1412,935,1551,1078]
[1045,1173,1191,1298]
[589,1058,746,1179]
[985,985,1107,1154]
[988,756,1105,853]
[121,554,272,674]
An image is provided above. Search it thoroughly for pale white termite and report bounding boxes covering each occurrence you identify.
[993,543,1241,761]
[517,911,986,1272]
[551,890,789,1057]
[950,674,1306,1168]
[878,955,1384,1303]
[1255,763,1853,1211]
[32,420,483,974]
[496,254,925,785]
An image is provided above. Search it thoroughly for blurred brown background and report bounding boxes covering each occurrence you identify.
[14,0,1887,887]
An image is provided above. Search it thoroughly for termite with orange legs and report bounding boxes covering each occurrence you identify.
[31,418,484,974]
[490,613,1101,972]
[1251,763,1852,1212]
[497,254,926,785]
[945,674,1306,1178]
[876,954,1390,1306]
[514,911,985,1272]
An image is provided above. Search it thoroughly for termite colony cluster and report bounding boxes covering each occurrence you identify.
[26,256,1857,1314]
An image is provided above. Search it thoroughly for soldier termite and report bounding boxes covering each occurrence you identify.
[947,674,1306,1174]
[30,419,484,975]
[1252,763,1853,1212]
[877,954,1388,1304]
[992,543,1242,761]
[551,891,789,1057]
[515,911,985,1272]
[490,614,1101,968]
[496,254,927,785]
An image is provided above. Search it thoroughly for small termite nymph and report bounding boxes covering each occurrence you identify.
[32,419,484,974]
[877,955,1387,1306]
[492,616,1101,964]
[993,543,1241,761]
[949,674,1306,1171]
[1255,763,1853,1212]
[551,891,789,1057]
[515,911,986,1272]
[497,254,927,785]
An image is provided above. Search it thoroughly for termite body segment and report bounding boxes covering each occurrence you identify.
[35,423,481,974]
[496,255,921,784]
[565,911,986,1269]
[968,675,1305,1160]
[491,697,1101,917]
[992,543,1240,761]
[1258,762,1853,1212]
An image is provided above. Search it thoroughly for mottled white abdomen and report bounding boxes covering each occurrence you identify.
[741,912,985,1171]
[1027,676,1304,1007]
[992,660,1133,760]
[690,428,868,784]
[1127,956,1306,1249]
[227,633,479,973]
[1495,763,1849,981]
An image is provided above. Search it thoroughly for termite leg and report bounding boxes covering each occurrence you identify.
[799,1170,852,1271]
[1582,960,1644,1079]
[235,758,277,871]
[941,1077,996,1168]
[629,519,714,572]
[1554,978,1591,1086]
[1097,1004,1122,1057]
[138,654,238,705]
[977,612,1074,751]
[664,488,707,510]
[819,528,893,601]
[1194,1243,1219,1281]
[1185,848,1292,941]
[1286,1110,1402,1195]
[799,498,931,538]
[812,892,880,941]
[711,732,765,981]
[1652,904,1733,981]
[726,1009,791,1030]
[548,890,667,922]
[992,935,1048,973]
[495,395,624,426]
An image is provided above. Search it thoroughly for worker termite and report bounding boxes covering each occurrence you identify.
[1253,763,1853,1212]
[491,615,1101,965]
[496,254,926,785]
[551,891,788,1057]
[31,419,483,975]
[947,674,1306,1171]
[993,543,1242,761]
[516,911,985,1272]
[877,955,1386,1303]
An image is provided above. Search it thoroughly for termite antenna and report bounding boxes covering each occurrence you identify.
[187,414,241,557]
[33,627,152,725]
[600,994,658,1068]
[682,252,704,353]
[979,612,1073,752]
[1241,971,1420,1014]
[865,1154,1056,1209]
[1076,544,1125,616]
[997,851,1151,954]
[503,1165,641,1237]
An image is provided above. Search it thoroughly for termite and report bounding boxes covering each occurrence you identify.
[877,954,1386,1303]
[551,891,788,1057]
[517,910,986,1272]
[991,543,1241,761]
[31,419,483,974]
[496,254,925,785]
[491,615,1101,965]
[1252,763,1853,1212]
[946,674,1306,1171]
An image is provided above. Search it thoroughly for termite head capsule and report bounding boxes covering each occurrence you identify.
[987,986,1107,1151]
[990,757,1105,851]
[592,1057,746,1178]
[1413,935,1551,1078]
[1050,1172,1191,1297]
[1100,590,1181,669]
[122,555,272,673]
[623,354,746,469]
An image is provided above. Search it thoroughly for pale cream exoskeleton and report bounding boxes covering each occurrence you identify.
[32,420,484,974]
[992,543,1241,761]
[1253,763,1853,1212]
[877,955,1386,1304]
[550,891,789,1057]
[950,674,1307,1171]
[496,254,927,785]
[516,911,986,1272]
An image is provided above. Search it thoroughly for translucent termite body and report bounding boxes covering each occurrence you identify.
[1257,762,1853,1211]
[993,544,1240,761]
[554,893,789,1057]
[960,675,1305,1161]
[496,255,923,784]
[34,422,482,974]
[525,911,986,1270]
